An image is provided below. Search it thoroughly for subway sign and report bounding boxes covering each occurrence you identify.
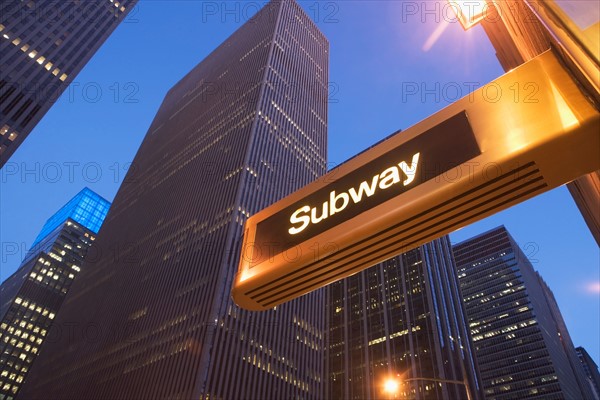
[253,112,479,267]
[232,50,600,311]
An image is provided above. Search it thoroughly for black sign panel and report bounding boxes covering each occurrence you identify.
[253,111,480,266]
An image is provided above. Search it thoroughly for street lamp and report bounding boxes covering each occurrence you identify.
[447,0,489,30]
[383,377,400,398]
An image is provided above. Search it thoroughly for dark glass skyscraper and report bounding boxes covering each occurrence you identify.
[0,187,110,400]
[326,236,481,400]
[453,226,594,400]
[576,347,600,400]
[0,0,138,167]
[20,1,328,399]
[536,272,596,400]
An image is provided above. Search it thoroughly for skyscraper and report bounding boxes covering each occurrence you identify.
[0,187,110,400]
[536,272,597,400]
[326,236,482,400]
[453,226,594,400]
[20,1,329,399]
[576,347,600,400]
[0,0,138,167]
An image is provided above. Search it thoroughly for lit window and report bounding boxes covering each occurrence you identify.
[28,50,37,58]
[7,132,17,141]
[59,73,67,82]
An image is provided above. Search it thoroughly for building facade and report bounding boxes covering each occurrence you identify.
[326,236,482,400]
[536,273,597,400]
[0,0,138,167]
[453,226,594,400]
[478,0,600,247]
[20,1,329,399]
[0,187,110,400]
[576,347,600,400]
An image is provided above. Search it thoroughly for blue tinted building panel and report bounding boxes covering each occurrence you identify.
[32,188,110,246]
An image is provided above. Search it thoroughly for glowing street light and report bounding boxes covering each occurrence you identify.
[447,0,490,30]
[383,378,399,394]
[382,376,400,399]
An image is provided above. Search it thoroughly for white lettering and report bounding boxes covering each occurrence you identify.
[288,152,421,235]
[289,206,311,235]
[378,166,401,189]
[329,191,349,216]
[399,152,420,185]
[349,176,379,203]
[311,202,329,224]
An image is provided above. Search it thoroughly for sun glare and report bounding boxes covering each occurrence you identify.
[448,0,489,30]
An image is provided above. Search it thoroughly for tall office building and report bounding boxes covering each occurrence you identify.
[0,188,110,400]
[326,236,482,400]
[576,347,600,400]
[536,272,597,400]
[20,1,328,399]
[453,226,594,400]
[0,0,138,167]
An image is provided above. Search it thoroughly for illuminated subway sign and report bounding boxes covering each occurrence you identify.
[288,152,421,235]
[253,111,480,266]
[233,51,600,311]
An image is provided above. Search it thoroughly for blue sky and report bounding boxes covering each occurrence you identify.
[1,1,598,364]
